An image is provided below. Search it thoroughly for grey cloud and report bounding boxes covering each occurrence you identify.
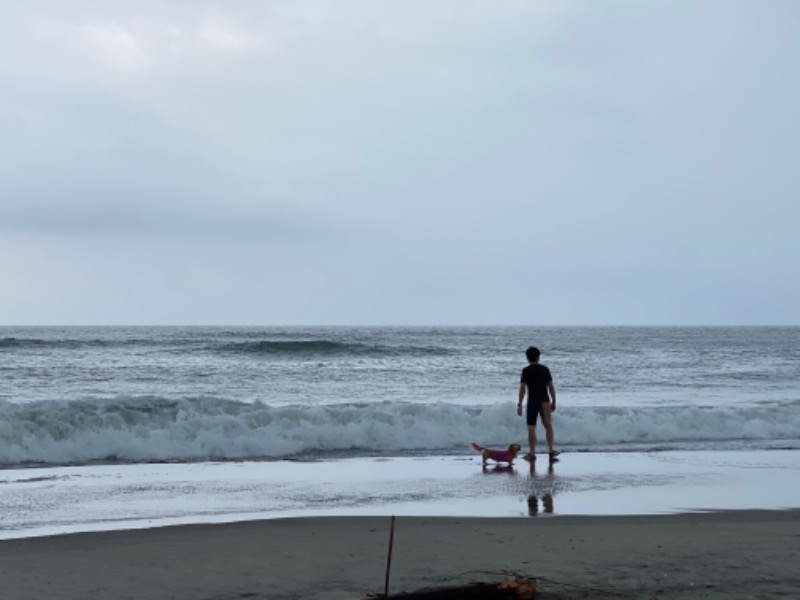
[1,1,798,325]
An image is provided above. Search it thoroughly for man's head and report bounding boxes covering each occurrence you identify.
[526,346,541,363]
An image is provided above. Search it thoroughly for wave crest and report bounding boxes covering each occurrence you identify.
[1,397,798,468]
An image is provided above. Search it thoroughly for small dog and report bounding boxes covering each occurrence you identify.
[471,442,522,465]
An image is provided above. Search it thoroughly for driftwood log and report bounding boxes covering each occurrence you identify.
[368,576,538,599]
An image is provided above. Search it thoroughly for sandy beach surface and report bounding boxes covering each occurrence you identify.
[2,450,800,599]
[0,510,798,599]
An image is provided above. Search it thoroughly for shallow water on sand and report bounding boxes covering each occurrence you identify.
[1,449,799,539]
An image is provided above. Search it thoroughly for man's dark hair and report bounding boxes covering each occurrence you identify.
[526,346,541,362]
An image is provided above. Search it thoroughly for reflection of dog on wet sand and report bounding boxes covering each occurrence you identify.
[471,443,522,465]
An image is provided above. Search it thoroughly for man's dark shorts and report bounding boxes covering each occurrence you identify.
[527,401,552,427]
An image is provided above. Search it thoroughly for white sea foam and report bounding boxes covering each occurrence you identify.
[1,396,797,467]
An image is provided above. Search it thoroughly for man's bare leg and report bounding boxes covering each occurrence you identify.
[544,424,560,457]
[527,425,537,459]
[545,424,555,454]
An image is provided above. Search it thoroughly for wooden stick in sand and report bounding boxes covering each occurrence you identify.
[384,515,396,598]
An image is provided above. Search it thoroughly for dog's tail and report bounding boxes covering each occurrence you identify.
[471,443,485,453]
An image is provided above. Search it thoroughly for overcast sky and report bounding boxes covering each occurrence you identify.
[1,1,798,326]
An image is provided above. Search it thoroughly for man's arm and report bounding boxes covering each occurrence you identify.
[517,383,526,416]
[548,381,556,412]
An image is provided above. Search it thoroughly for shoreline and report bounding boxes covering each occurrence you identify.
[2,450,800,598]
[2,449,800,540]
[1,510,799,599]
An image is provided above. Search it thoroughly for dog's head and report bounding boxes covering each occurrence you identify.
[507,443,522,454]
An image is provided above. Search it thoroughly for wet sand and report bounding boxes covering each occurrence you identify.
[2,451,799,598]
[3,450,800,539]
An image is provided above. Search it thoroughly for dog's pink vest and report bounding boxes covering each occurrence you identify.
[488,450,515,463]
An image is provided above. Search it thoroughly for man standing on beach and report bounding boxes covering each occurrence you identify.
[517,346,559,460]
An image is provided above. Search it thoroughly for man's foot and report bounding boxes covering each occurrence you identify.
[523,452,536,462]
[549,450,560,458]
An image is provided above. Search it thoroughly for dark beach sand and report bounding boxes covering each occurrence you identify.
[1,510,799,599]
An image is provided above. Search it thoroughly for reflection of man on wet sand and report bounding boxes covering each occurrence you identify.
[527,456,557,516]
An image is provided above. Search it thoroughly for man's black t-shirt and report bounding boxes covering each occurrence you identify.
[520,364,552,405]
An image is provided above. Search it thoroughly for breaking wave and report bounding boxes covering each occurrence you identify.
[1,397,798,468]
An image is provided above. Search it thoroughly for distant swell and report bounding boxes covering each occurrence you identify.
[0,338,55,349]
[218,340,450,357]
[0,336,452,357]
[1,397,798,468]
[0,337,157,350]
[221,340,369,355]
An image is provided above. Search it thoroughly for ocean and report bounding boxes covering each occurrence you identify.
[2,326,798,468]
